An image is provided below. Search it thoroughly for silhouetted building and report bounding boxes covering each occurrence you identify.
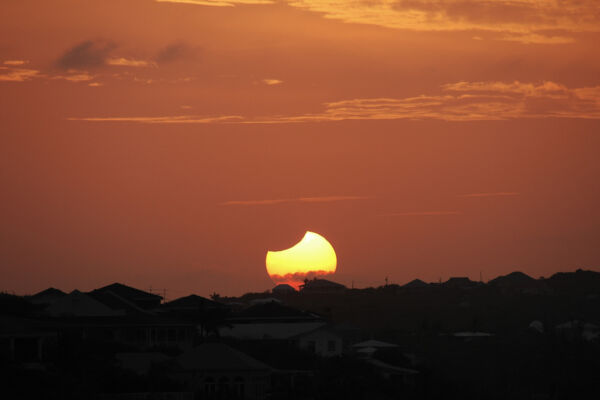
[488,271,548,294]
[91,283,163,310]
[159,294,226,314]
[402,279,429,289]
[173,343,271,400]
[45,290,124,317]
[28,287,66,306]
[300,278,346,293]
[0,315,56,363]
[294,324,344,357]
[443,277,479,289]
[272,284,296,295]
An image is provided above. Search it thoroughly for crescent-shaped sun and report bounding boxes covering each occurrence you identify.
[266,231,337,289]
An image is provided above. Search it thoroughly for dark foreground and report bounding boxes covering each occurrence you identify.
[2,269,599,399]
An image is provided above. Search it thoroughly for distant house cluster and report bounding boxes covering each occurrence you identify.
[2,268,599,399]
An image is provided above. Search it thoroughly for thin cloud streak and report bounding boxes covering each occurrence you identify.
[262,78,283,85]
[3,60,28,66]
[156,0,274,6]
[459,192,519,198]
[220,196,370,206]
[106,58,157,68]
[0,67,41,82]
[67,115,243,123]
[383,211,462,217]
[66,81,600,123]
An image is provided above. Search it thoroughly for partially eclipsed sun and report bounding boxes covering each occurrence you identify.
[266,231,337,290]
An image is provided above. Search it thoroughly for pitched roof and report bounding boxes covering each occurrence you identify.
[30,287,66,299]
[45,290,124,317]
[176,343,271,371]
[272,284,296,293]
[93,283,162,301]
[87,290,151,315]
[488,271,535,287]
[402,279,429,289]
[300,279,346,290]
[444,277,478,288]
[161,294,225,310]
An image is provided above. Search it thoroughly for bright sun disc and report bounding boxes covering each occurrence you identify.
[266,231,337,290]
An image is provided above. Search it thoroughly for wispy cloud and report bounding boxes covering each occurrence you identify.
[267,81,600,122]
[3,60,28,66]
[67,115,243,124]
[383,211,462,217]
[220,196,370,206]
[53,71,95,82]
[66,81,600,123]
[0,66,41,82]
[106,58,156,67]
[458,192,519,198]
[156,0,274,6]
[289,0,599,43]
[158,0,600,43]
[262,78,283,85]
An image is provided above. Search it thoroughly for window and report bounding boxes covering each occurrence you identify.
[204,377,216,393]
[218,376,230,394]
[328,340,336,352]
[233,376,244,397]
[307,340,316,353]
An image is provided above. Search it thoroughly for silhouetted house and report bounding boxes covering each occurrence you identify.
[221,301,325,340]
[443,277,479,289]
[300,278,346,294]
[545,269,600,294]
[28,287,66,306]
[173,343,271,400]
[272,284,296,295]
[232,301,319,323]
[45,290,124,317]
[91,283,163,310]
[294,325,344,357]
[44,289,195,349]
[221,302,350,356]
[250,297,282,305]
[0,316,56,363]
[488,271,546,294]
[402,279,429,289]
[159,294,226,314]
[87,288,152,316]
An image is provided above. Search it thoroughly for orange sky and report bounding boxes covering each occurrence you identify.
[1,0,600,297]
